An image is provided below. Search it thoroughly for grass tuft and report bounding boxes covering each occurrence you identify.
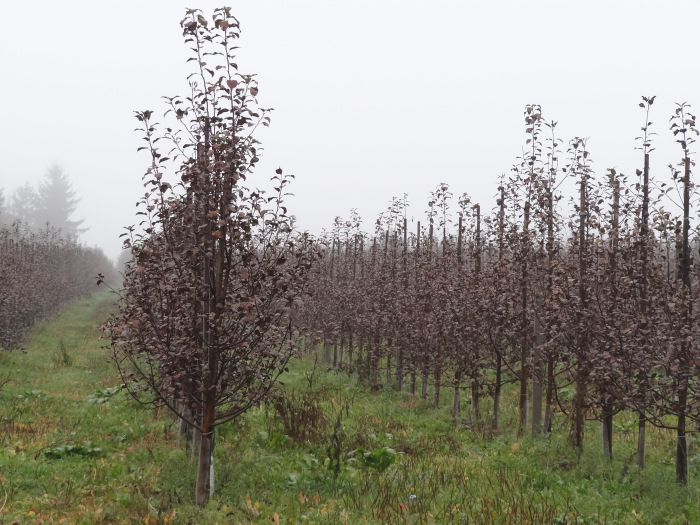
[50,338,73,368]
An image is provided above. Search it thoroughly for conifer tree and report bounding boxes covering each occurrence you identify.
[34,164,86,238]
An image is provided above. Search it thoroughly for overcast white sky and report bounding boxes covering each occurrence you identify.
[1,1,699,261]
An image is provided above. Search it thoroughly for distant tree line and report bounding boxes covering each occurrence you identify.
[0,163,86,238]
[0,164,117,351]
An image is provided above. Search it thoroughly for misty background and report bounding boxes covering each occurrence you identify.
[1,0,699,262]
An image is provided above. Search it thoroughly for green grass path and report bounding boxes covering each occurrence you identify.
[1,292,700,524]
[0,292,174,525]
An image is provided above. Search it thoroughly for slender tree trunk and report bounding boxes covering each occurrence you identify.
[601,397,613,460]
[638,152,650,468]
[177,401,193,444]
[637,412,646,469]
[365,338,373,384]
[544,182,555,436]
[433,364,441,409]
[493,186,505,431]
[452,370,461,419]
[471,376,480,422]
[196,140,218,507]
[358,333,365,380]
[676,155,692,484]
[532,300,544,436]
[195,407,215,506]
[603,175,620,460]
[472,207,481,423]
[399,217,407,392]
[544,356,554,434]
[386,350,392,386]
[421,363,429,400]
[208,431,216,495]
[570,169,588,455]
[531,380,542,437]
[338,330,345,370]
[677,384,689,483]
[370,335,381,387]
[298,335,305,359]
[493,353,501,430]
[571,374,586,454]
[323,339,331,364]
[192,424,202,457]
[519,202,530,434]
[178,416,192,444]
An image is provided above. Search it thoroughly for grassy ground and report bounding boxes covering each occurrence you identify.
[0,292,698,524]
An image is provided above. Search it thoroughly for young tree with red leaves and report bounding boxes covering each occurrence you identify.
[104,9,316,506]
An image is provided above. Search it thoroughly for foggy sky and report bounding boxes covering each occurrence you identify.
[1,1,699,262]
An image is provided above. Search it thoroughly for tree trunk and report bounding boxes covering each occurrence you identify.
[493,185,505,433]
[637,412,646,469]
[532,305,544,436]
[208,431,216,495]
[519,201,530,435]
[177,401,193,444]
[674,153,692,484]
[323,340,331,364]
[397,347,404,391]
[299,335,305,359]
[544,355,554,434]
[569,167,588,455]
[365,338,373,384]
[371,335,380,387]
[471,207,481,424]
[519,378,529,434]
[338,332,344,370]
[195,411,215,506]
[386,354,392,386]
[601,398,613,460]
[452,370,461,419]
[432,365,441,409]
[677,386,689,484]
[531,380,542,436]
[421,364,429,400]
[358,333,365,380]
[493,353,501,430]
[570,377,586,454]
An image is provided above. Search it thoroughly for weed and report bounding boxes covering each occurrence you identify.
[50,338,73,368]
[351,446,399,471]
[258,430,288,449]
[44,441,103,459]
[325,409,346,483]
[265,386,328,444]
[0,373,11,393]
[16,389,42,401]
[86,385,123,405]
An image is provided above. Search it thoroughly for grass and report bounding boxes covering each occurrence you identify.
[0,292,698,523]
